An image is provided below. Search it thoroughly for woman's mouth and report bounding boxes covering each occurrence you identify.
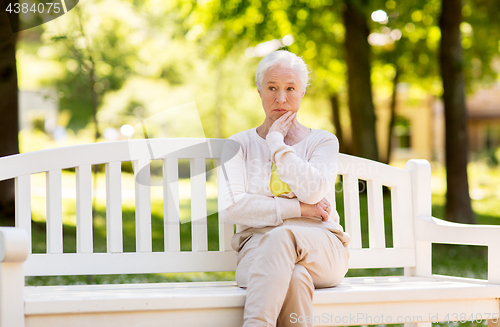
[274,109,287,112]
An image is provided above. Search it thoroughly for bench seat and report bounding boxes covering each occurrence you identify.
[24,276,500,327]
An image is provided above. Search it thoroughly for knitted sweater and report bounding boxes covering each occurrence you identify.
[218,127,350,251]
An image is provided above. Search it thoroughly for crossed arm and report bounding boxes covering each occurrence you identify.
[219,115,338,227]
[218,139,296,227]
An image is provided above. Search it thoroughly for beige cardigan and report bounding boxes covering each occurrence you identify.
[218,127,350,251]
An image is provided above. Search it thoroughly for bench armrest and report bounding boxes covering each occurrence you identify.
[416,215,500,246]
[415,216,500,284]
[405,159,500,284]
[0,227,29,327]
[0,227,30,263]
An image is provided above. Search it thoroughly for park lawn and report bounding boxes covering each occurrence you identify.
[14,162,500,286]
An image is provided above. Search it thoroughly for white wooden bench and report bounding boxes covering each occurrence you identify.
[1,138,500,327]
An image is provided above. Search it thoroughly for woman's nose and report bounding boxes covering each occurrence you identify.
[275,91,286,103]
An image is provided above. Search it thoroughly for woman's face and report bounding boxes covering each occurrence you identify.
[258,64,305,122]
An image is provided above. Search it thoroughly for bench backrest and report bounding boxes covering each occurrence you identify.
[0,138,415,277]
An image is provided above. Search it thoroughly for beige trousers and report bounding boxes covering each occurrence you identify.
[235,226,350,327]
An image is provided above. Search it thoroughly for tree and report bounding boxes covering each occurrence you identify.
[343,0,378,161]
[367,0,444,164]
[462,0,500,88]
[186,0,381,159]
[439,0,474,223]
[330,94,346,153]
[0,8,19,222]
[45,1,138,134]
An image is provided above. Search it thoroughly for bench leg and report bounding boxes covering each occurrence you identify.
[405,323,431,327]
[489,319,500,327]
[0,228,29,327]
[0,262,25,327]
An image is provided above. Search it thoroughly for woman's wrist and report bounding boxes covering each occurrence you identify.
[299,200,330,221]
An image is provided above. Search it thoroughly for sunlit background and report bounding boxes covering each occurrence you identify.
[3,0,500,286]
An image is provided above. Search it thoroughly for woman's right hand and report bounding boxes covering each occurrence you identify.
[299,198,331,222]
[268,111,296,138]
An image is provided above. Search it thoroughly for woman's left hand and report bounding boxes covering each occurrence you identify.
[268,111,296,138]
[300,197,331,222]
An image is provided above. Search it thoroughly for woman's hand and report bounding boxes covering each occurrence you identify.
[299,198,331,222]
[268,111,296,138]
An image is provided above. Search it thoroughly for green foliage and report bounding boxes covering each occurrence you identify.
[463,0,500,90]
[367,0,443,100]
[186,0,348,95]
[37,0,198,133]
[39,0,141,131]
[186,0,500,118]
[23,0,498,145]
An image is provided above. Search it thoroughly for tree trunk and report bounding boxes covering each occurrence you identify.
[385,67,399,164]
[343,0,379,161]
[215,64,223,138]
[90,63,99,141]
[330,93,346,153]
[439,0,475,223]
[0,10,19,223]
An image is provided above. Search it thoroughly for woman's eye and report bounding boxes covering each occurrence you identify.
[269,87,276,91]
[287,87,294,91]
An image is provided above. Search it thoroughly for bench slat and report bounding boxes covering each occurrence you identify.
[15,175,32,253]
[23,282,500,327]
[22,247,415,276]
[0,139,227,181]
[348,248,415,268]
[29,276,496,315]
[337,154,409,187]
[343,174,362,249]
[46,169,63,254]
[391,183,414,249]
[76,165,93,253]
[106,162,123,253]
[191,158,207,252]
[24,252,237,276]
[367,179,386,249]
[215,159,234,252]
[163,158,180,252]
[134,160,152,252]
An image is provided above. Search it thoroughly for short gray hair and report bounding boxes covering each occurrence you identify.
[255,50,310,92]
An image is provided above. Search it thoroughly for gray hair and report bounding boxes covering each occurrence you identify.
[255,50,310,92]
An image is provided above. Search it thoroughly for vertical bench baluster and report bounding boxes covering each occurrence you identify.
[15,175,32,253]
[76,165,93,253]
[343,174,362,249]
[46,169,63,254]
[191,158,207,252]
[134,160,152,252]
[106,162,123,253]
[163,158,180,252]
[215,159,234,251]
[367,179,386,249]
[391,184,414,249]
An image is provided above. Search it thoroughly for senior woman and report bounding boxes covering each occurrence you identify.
[219,50,350,327]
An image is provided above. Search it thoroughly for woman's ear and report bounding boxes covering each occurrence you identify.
[256,82,261,97]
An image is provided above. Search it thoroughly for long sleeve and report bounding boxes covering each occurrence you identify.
[218,137,301,228]
[266,131,339,204]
